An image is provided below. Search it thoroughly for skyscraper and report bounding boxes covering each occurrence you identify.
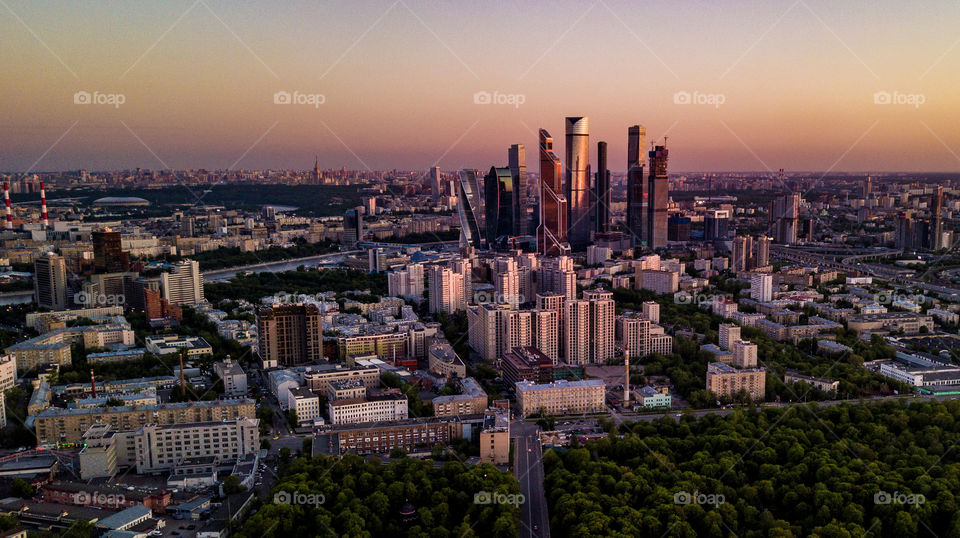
[770,192,800,244]
[564,117,591,250]
[161,260,204,306]
[594,141,611,234]
[34,252,67,310]
[755,236,771,267]
[92,229,130,273]
[626,125,647,248]
[647,143,669,249]
[933,185,944,250]
[430,166,441,202]
[343,207,364,248]
[508,144,527,236]
[537,129,570,256]
[704,210,730,241]
[456,169,485,249]
[483,166,514,247]
[257,303,324,366]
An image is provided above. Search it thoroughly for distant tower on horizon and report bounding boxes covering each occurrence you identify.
[595,141,611,234]
[483,166,514,248]
[626,125,647,249]
[508,144,527,236]
[564,117,591,251]
[314,156,321,184]
[537,129,570,256]
[933,185,945,250]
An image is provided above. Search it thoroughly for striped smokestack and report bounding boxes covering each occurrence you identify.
[40,181,48,228]
[3,183,11,230]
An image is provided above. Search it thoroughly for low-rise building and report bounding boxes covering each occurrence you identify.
[313,414,482,456]
[427,343,466,378]
[432,377,487,417]
[479,407,510,464]
[515,379,605,417]
[288,387,321,425]
[784,371,839,393]
[327,392,408,425]
[144,335,213,357]
[635,386,671,408]
[706,362,766,400]
[213,358,247,397]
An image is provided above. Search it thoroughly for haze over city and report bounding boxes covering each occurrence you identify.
[2,0,960,172]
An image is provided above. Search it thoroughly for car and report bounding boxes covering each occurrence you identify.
[527,448,532,452]
[187,525,196,530]
[533,524,539,531]
[273,436,279,440]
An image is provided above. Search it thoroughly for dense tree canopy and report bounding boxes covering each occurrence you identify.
[544,399,960,537]
[237,454,520,538]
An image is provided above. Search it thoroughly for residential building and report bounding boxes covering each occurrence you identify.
[706,362,766,400]
[515,379,605,417]
[213,358,247,397]
[432,377,488,417]
[34,253,68,310]
[327,392,408,425]
[161,260,204,306]
[257,303,324,366]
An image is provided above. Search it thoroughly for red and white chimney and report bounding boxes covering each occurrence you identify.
[40,181,48,229]
[3,183,12,230]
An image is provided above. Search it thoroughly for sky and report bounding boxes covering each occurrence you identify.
[1,0,959,173]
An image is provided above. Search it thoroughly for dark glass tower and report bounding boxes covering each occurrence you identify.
[594,141,610,234]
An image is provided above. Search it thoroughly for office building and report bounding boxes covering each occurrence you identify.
[93,229,129,273]
[484,166,514,247]
[756,236,771,267]
[508,144,527,236]
[430,166,441,202]
[667,216,691,241]
[731,235,753,273]
[456,169,485,249]
[288,386,321,425]
[34,398,256,445]
[636,269,679,294]
[515,379,605,416]
[626,125,647,248]
[314,414,479,456]
[537,129,570,255]
[327,392,408,425]
[343,207,364,248]
[595,141,611,234]
[564,117,591,250]
[213,357,247,397]
[135,418,259,473]
[500,346,554,386]
[161,260,204,306]
[303,364,381,394]
[704,210,730,241]
[256,303,324,366]
[34,253,68,310]
[647,143,669,249]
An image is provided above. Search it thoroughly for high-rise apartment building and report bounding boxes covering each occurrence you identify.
[732,340,759,368]
[428,265,466,314]
[430,166,441,202]
[751,273,774,302]
[160,260,204,306]
[565,117,591,250]
[34,252,68,310]
[755,236,771,267]
[343,207,364,248]
[770,193,800,244]
[731,235,753,273]
[719,323,740,351]
[493,257,521,308]
[387,264,424,299]
[257,303,324,366]
[537,129,570,256]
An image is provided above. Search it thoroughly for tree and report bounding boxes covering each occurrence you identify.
[222,475,246,494]
[10,478,33,498]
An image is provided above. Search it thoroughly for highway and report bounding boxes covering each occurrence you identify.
[201,250,358,282]
[512,420,550,538]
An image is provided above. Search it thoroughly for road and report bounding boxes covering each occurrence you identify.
[201,250,358,282]
[512,420,550,538]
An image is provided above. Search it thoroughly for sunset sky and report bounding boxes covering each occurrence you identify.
[2,0,959,173]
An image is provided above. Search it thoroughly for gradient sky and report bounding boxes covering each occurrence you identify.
[2,0,959,173]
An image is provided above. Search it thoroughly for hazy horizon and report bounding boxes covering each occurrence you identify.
[3,0,959,173]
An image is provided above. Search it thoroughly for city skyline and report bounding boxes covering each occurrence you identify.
[2,0,960,172]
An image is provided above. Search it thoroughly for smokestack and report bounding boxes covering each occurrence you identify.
[624,347,630,406]
[4,183,11,230]
[179,350,186,396]
[40,181,48,229]
[90,369,97,398]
